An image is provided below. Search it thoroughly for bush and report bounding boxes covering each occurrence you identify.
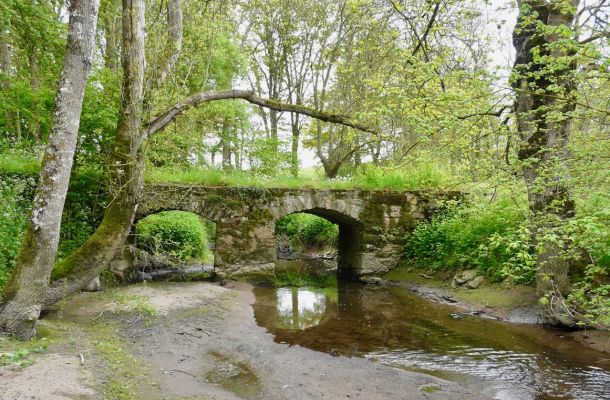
[136,211,209,262]
[0,175,36,288]
[275,213,338,249]
[404,197,535,283]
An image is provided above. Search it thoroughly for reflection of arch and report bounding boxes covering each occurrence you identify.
[275,207,363,279]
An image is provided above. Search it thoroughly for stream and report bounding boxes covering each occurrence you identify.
[252,282,610,400]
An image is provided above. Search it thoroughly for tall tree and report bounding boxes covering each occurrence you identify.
[0,0,100,339]
[510,0,609,322]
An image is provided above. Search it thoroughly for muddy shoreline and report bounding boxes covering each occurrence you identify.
[1,281,493,400]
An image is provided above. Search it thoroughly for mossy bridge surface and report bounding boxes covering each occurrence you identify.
[127,184,460,278]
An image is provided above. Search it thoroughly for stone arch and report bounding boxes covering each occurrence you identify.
[275,207,364,279]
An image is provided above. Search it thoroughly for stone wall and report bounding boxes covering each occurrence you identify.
[133,184,460,279]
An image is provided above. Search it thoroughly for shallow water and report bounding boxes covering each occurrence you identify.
[252,283,610,400]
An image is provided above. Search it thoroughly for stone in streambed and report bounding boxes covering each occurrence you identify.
[467,275,485,289]
[451,269,478,288]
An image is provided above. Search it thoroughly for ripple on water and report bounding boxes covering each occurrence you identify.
[252,283,610,400]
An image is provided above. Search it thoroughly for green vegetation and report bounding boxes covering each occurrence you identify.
[404,197,535,283]
[0,345,47,367]
[276,213,339,249]
[0,153,41,176]
[0,175,34,288]
[145,162,452,191]
[1,0,609,335]
[87,321,144,400]
[1,169,107,286]
[135,211,211,263]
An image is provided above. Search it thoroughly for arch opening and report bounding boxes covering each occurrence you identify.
[130,210,217,281]
[274,208,363,283]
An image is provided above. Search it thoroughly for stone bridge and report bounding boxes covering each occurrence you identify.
[130,184,459,279]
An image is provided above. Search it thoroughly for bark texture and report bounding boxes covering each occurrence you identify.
[511,0,579,323]
[0,0,100,339]
[43,0,146,307]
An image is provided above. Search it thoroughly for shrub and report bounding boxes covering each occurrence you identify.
[0,175,35,288]
[275,213,338,249]
[404,197,535,283]
[136,211,209,262]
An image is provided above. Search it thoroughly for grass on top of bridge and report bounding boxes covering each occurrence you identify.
[0,153,454,191]
[145,164,453,191]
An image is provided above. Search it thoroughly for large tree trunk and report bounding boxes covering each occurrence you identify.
[0,0,100,339]
[42,0,146,307]
[511,0,579,323]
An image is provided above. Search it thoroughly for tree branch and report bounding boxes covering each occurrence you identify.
[145,0,183,91]
[144,89,378,138]
[579,30,610,44]
[457,105,512,120]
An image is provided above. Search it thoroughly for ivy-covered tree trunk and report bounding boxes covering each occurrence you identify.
[42,0,147,306]
[0,0,100,339]
[511,0,579,323]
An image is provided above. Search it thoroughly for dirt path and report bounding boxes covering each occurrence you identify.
[1,282,492,400]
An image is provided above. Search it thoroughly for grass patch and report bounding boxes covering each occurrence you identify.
[109,290,157,318]
[145,163,452,191]
[0,324,60,367]
[0,346,47,367]
[382,267,537,309]
[0,153,41,176]
[85,321,144,400]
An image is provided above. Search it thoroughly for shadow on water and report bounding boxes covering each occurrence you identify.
[253,282,610,400]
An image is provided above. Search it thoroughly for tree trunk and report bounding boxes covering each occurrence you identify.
[511,0,579,323]
[0,0,100,339]
[103,0,121,71]
[0,24,19,140]
[42,0,146,307]
[29,49,41,143]
[221,120,231,170]
[290,113,299,176]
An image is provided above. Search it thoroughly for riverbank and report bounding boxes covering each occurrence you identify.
[0,281,491,400]
[380,269,610,353]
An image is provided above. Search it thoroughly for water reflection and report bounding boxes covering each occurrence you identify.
[276,288,331,330]
[253,284,610,400]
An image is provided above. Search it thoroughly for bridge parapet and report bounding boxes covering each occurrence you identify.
[133,184,461,279]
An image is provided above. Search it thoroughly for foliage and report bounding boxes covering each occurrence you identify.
[275,213,338,249]
[0,165,107,288]
[145,161,452,191]
[0,174,35,288]
[0,150,41,176]
[404,196,536,283]
[564,206,610,328]
[0,345,46,367]
[136,211,209,262]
